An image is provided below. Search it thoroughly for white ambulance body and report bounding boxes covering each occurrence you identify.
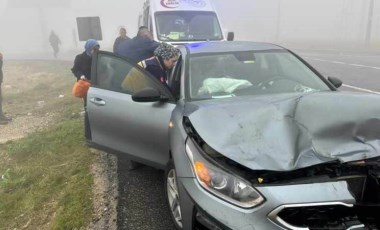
[138,0,233,44]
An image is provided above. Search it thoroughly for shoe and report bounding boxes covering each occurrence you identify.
[0,116,12,122]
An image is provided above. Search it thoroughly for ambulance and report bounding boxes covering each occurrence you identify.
[138,0,234,44]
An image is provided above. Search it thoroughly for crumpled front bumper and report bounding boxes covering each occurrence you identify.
[177,178,358,230]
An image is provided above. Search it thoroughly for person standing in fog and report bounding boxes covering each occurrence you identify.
[113,27,130,53]
[49,30,61,58]
[0,53,11,124]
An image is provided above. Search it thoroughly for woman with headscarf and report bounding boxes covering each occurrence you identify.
[71,39,100,81]
[121,43,180,93]
[139,42,180,85]
[121,42,180,93]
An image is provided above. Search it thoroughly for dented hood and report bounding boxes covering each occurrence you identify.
[185,91,380,171]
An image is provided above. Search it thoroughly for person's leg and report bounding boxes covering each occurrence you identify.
[83,96,91,140]
[0,83,3,116]
[0,83,11,122]
[54,45,59,58]
[0,84,8,124]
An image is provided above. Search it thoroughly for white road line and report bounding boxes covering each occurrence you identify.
[349,64,366,67]
[303,57,380,70]
[312,58,327,62]
[303,57,327,62]
[342,84,380,95]
[331,61,346,64]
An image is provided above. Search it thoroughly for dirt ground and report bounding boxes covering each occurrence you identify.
[88,150,118,230]
[0,60,118,229]
[0,114,54,144]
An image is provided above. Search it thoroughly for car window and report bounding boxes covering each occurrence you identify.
[189,50,331,100]
[94,53,160,95]
[155,11,223,41]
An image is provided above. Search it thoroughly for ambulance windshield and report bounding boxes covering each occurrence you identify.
[155,11,223,41]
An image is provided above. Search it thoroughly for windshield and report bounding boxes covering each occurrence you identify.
[189,50,331,100]
[155,11,223,41]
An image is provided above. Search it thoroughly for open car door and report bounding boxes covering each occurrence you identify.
[87,51,176,169]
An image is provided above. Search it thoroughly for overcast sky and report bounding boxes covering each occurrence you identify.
[0,0,379,58]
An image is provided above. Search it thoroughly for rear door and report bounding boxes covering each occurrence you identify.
[87,51,176,168]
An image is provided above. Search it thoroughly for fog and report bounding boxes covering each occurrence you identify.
[0,0,379,59]
[215,0,380,50]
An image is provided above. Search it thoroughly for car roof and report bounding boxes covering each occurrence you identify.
[149,0,217,12]
[182,41,286,55]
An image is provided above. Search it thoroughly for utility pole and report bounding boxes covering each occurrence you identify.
[365,0,375,46]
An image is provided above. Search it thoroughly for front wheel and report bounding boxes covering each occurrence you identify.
[165,160,183,229]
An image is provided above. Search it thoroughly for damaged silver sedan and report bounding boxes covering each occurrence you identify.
[87,41,380,229]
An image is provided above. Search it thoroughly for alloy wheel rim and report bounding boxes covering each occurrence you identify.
[167,169,183,228]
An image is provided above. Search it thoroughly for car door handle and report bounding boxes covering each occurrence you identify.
[90,97,106,106]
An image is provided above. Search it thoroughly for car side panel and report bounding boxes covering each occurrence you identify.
[87,87,175,167]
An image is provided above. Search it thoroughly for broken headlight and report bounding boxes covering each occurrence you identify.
[185,138,265,208]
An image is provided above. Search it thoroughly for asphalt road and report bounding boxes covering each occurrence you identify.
[116,49,380,230]
[296,50,380,94]
[116,154,176,230]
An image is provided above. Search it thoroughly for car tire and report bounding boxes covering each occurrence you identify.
[165,160,183,229]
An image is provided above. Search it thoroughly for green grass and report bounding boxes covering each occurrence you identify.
[0,61,94,229]
[0,119,94,229]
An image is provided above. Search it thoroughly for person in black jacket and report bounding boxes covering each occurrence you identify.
[116,26,159,63]
[71,39,100,81]
[0,52,11,124]
[71,39,99,140]
[113,27,130,53]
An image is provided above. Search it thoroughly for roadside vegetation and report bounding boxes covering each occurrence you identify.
[0,61,94,229]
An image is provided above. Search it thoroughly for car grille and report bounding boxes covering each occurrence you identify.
[267,171,380,230]
[268,202,380,230]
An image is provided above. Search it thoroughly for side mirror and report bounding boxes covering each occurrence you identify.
[227,32,234,41]
[328,76,343,88]
[132,87,169,102]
